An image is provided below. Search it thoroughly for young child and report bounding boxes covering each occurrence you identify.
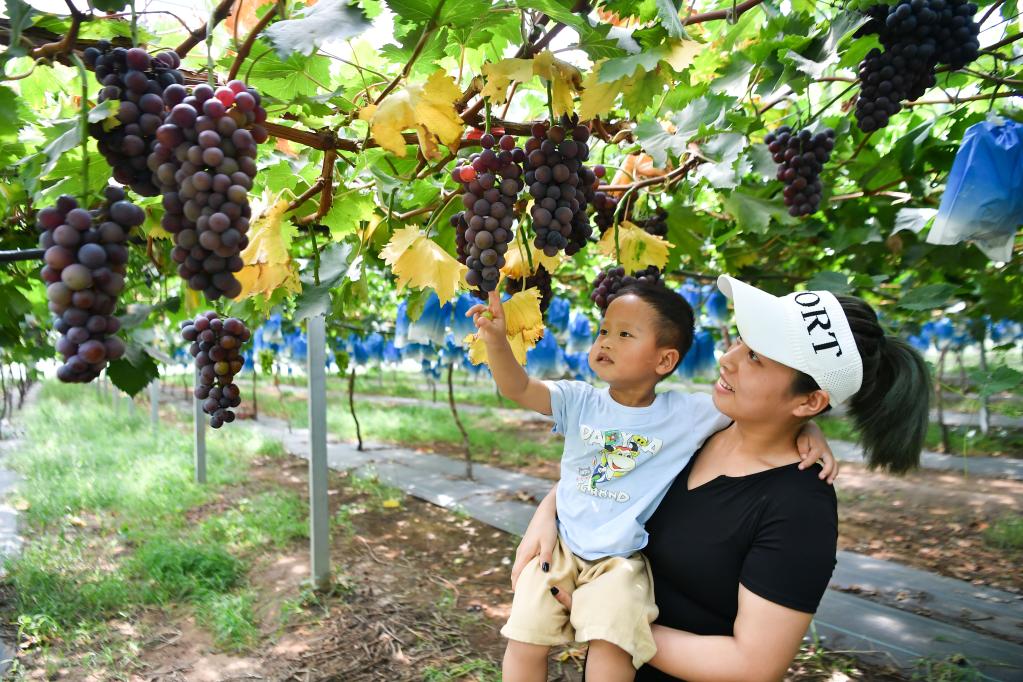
[468,282,836,681]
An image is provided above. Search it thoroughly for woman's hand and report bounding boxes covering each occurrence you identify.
[466,291,508,345]
[511,486,559,589]
[797,421,839,485]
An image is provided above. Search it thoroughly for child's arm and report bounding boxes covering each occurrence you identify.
[796,421,839,485]
[467,291,552,415]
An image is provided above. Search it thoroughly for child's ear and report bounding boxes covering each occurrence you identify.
[792,389,829,418]
[656,348,679,376]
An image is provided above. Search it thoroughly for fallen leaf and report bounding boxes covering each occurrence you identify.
[380,225,467,304]
[596,220,674,273]
[359,70,464,159]
[234,198,302,300]
[382,499,401,509]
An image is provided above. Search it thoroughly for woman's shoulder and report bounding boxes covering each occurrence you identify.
[756,464,838,527]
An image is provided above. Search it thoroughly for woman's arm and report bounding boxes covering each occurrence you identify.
[647,585,811,682]
[510,484,559,589]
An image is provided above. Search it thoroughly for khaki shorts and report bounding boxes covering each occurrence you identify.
[500,535,658,669]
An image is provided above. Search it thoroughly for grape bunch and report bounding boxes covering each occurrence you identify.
[632,209,669,237]
[854,0,980,132]
[37,189,144,382]
[149,80,269,301]
[523,115,598,256]
[765,126,835,217]
[590,265,664,312]
[181,312,250,428]
[83,42,184,196]
[590,179,620,236]
[451,132,525,295]
[504,265,554,314]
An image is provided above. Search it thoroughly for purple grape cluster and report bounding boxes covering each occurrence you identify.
[523,115,598,256]
[590,265,663,312]
[37,188,144,382]
[854,0,980,132]
[83,42,184,196]
[765,126,835,217]
[451,133,524,296]
[148,79,269,301]
[504,264,553,314]
[181,311,250,428]
[632,209,668,237]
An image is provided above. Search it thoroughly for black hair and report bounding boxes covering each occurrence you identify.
[791,296,931,474]
[614,282,695,377]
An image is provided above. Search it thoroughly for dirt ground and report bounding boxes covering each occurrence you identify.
[100,451,914,682]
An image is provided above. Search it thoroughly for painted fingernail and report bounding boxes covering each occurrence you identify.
[542,562,550,572]
[550,586,559,596]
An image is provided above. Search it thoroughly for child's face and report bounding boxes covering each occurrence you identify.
[589,295,675,387]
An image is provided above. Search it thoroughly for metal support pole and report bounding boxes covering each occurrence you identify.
[149,379,160,433]
[307,314,330,591]
[193,366,206,484]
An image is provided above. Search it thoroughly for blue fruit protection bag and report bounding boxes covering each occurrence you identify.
[928,117,1023,261]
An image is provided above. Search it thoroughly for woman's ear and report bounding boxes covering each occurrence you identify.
[792,389,830,418]
[657,348,680,376]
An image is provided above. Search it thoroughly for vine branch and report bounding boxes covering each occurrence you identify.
[227,3,279,81]
[175,0,235,58]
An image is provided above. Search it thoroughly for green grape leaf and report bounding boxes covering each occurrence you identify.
[654,0,687,39]
[263,0,371,59]
[892,208,938,236]
[516,0,590,32]
[294,241,356,321]
[107,353,160,397]
[898,283,959,311]
[321,191,376,241]
[387,0,492,27]
[805,271,853,295]
[969,365,1023,398]
[722,190,797,234]
[245,48,332,100]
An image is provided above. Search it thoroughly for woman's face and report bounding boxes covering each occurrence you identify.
[712,338,816,422]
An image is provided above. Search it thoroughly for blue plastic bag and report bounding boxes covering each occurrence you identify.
[407,293,452,347]
[929,118,1023,262]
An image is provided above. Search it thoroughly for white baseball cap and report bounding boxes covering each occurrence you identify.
[716,275,864,405]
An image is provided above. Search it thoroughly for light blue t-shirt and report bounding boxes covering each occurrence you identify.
[547,381,731,560]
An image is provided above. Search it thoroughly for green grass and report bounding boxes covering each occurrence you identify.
[422,658,502,681]
[194,590,261,651]
[984,515,1023,550]
[259,389,564,467]
[816,414,1023,458]
[1,382,295,668]
[197,490,307,552]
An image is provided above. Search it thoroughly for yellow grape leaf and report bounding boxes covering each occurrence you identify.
[534,50,583,116]
[359,70,463,159]
[663,39,703,72]
[500,241,561,280]
[382,498,401,509]
[578,61,625,120]
[465,288,544,366]
[596,221,674,273]
[380,225,467,304]
[480,58,534,103]
[481,50,582,115]
[234,199,302,300]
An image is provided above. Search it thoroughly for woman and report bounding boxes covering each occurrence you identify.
[513,276,931,681]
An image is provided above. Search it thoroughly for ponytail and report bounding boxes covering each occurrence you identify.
[793,297,932,473]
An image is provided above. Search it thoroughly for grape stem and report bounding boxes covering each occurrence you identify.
[545,80,555,123]
[227,2,279,81]
[205,4,216,87]
[129,0,137,47]
[71,52,89,206]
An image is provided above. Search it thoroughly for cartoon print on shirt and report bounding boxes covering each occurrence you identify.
[580,428,660,491]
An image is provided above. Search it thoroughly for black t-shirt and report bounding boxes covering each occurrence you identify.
[635,448,838,681]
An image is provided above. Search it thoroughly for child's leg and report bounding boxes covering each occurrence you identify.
[502,639,550,682]
[585,639,636,682]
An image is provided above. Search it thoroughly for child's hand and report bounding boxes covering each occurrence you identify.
[466,290,508,344]
[797,421,840,485]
